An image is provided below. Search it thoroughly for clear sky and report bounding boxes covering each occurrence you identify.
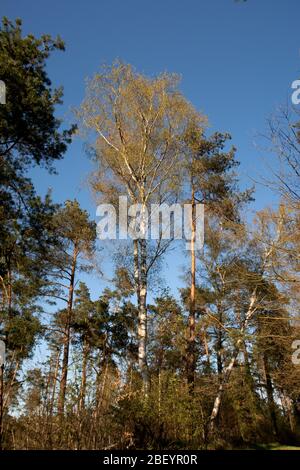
[2,0,300,301]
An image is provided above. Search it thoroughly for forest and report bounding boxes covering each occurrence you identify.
[1,11,300,451]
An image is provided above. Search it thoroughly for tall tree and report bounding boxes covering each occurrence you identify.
[48,200,96,415]
[79,61,203,387]
[0,17,74,435]
[0,17,73,168]
[182,125,253,386]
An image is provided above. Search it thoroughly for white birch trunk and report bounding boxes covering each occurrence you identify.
[208,289,258,433]
[133,201,148,389]
[138,201,148,388]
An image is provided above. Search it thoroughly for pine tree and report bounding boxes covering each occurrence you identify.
[48,200,96,415]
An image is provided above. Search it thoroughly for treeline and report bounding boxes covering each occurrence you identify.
[0,18,300,450]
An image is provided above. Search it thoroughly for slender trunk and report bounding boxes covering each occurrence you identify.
[43,356,54,445]
[187,185,196,386]
[242,341,259,409]
[216,329,223,377]
[133,240,140,308]
[44,358,53,417]
[7,263,12,319]
[134,196,148,390]
[202,328,211,368]
[243,342,252,385]
[50,349,60,417]
[45,349,60,449]
[209,350,239,433]
[281,391,296,434]
[58,244,78,415]
[138,237,148,388]
[208,288,257,434]
[3,357,20,410]
[94,346,108,419]
[79,338,89,413]
[158,369,162,418]
[92,356,109,449]
[99,361,109,410]
[262,353,278,437]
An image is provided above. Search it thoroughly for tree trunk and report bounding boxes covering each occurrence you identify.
[281,391,296,434]
[138,237,148,389]
[133,240,140,308]
[7,261,12,319]
[208,288,258,434]
[58,244,78,415]
[216,329,223,377]
[262,353,278,438]
[202,328,211,368]
[79,338,89,413]
[209,350,239,434]
[134,196,148,390]
[45,349,60,449]
[187,186,196,386]
[50,349,60,417]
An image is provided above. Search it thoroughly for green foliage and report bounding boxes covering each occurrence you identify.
[0,17,74,169]
[0,45,300,451]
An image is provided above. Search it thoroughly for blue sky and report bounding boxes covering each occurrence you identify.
[2,0,300,301]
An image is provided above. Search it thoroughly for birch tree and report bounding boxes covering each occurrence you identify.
[78,62,203,387]
[208,206,287,434]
